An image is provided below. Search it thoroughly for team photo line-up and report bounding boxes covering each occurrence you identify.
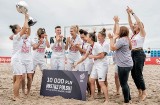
[10,6,146,104]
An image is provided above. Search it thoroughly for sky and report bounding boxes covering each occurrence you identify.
[0,0,160,56]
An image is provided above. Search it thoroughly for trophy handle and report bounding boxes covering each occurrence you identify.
[28,16,37,27]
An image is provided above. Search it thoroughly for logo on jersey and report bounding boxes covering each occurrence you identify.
[131,40,137,47]
[21,39,29,53]
[69,46,78,53]
[53,45,63,52]
[37,48,45,53]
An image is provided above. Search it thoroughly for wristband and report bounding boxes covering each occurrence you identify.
[132,12,135,15]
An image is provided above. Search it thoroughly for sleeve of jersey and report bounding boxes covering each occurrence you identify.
[103,43,110,54]
[96,43,104,54]
[86,45,91,53]
[115,38,124,50]
[77,37,83,45]
[31,38,37,45]
[13,33,21,41]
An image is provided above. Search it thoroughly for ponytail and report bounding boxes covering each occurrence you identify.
[9,24,18,34]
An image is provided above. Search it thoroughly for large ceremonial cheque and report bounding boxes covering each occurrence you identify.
[40,70,88,101]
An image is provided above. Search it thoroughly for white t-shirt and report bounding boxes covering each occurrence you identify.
[51,37,66,59]
[67,35,83,62]
[12,34,22,55]
[33,37,46,59]
[81,41,93,63]
[19,36,35,61]
[131,34,145,49]
[88,42,104,66]
[99,40,109,65]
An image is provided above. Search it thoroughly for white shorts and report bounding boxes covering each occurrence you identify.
[21,60,34,74]
[103,62,109,74]
[33,59,47,71]
[90,64,107,81]
[50,58,65,70]
[11,58,24,75]
[79,61,93,75]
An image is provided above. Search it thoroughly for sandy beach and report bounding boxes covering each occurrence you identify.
[0,64,160,105]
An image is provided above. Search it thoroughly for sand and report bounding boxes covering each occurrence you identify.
[0,64,160,105]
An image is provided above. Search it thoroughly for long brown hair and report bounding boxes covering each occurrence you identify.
[119,26,132,50]
[119,26,129,38]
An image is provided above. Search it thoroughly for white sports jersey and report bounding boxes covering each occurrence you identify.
[12,34,23,57]
[50,36,66,59]
[89,42,104,66]
[33,37,46,59]
[81,41,93,64]
[99,40,109,65]
[19,36,35,61]
[131,33,145,49]
[67,35,82,63]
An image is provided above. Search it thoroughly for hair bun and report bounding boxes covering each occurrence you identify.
[9,25,13,29]
[102,28,106,33]
[79,29,84,33]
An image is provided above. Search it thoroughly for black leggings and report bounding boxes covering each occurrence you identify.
[118,66,132,103]
[131,49,146,91]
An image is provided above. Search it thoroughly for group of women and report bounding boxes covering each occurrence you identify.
[9,7,147,105]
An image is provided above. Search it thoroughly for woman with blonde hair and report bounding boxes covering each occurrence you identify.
[127,6,147,101]
[65,25,82,71]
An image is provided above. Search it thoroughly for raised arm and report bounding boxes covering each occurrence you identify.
[128,7,146,37]
[19,14,29,36]
[127,7,134,34]
[26,27,31,36]
[109,16,120,51]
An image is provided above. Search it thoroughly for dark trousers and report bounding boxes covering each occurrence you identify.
[131,49,146,91]
[118,66,132,103]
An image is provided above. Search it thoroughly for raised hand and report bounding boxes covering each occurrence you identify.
[108,33,113,39]
[113,16,119,23]
[39,38,43,44]
[73,62,78,69]
[25,13,29,20]
[127,6,134,14]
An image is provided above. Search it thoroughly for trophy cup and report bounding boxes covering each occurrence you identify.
[16,1,37,26]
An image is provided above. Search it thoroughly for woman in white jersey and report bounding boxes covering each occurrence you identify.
[96,28,109,96]
[33,28,50,72]
[19,27,42,96]
[76,29,94,95]
[65,25,82,71]
[50,26,66,70]
[9,14,29,101]
[127,7,147,100]
[74,32,109,104]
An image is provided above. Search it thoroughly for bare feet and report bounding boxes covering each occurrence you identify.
[12,97,21,101]
[88,97,95,101]
[141,94,147,101]
[115,92,120,96]
[122,103,130,105]
[103,100,109,105]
